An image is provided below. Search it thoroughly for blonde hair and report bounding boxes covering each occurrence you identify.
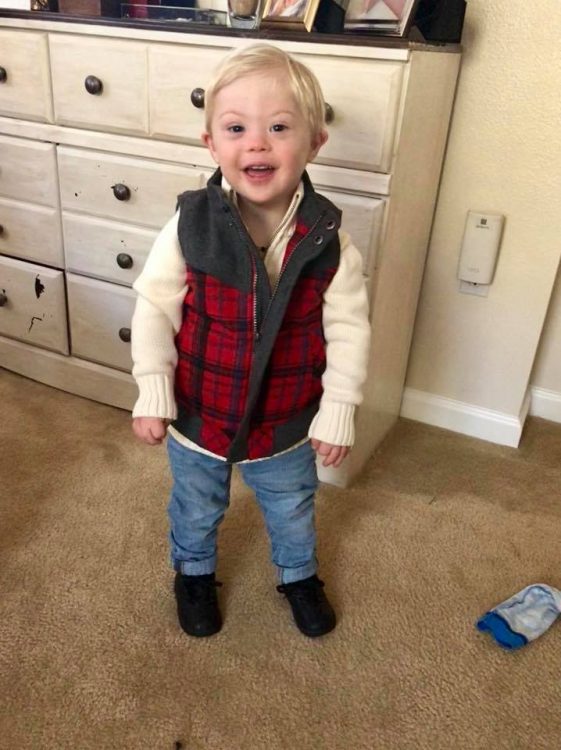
[204,44,327,139]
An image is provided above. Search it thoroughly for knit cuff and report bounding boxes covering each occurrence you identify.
[132,374,177,420]
[308,402,356,447]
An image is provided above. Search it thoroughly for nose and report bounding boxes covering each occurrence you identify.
[245,129,269,151]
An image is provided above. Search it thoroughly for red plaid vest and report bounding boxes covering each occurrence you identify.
[172,170,341,462]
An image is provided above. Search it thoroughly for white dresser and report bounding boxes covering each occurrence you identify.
[0,15,460,485]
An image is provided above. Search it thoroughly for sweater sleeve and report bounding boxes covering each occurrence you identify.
[308,230,370,447]
[131,212,186,419]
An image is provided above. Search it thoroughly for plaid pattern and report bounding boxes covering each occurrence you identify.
[175,268,254,455]
[174,263,337,459]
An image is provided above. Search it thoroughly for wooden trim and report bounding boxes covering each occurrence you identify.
[530,386,561,424]
[401,387,529,448]
[0,335,136,410]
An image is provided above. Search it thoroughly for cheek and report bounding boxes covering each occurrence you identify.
[279,141,306,162]
[211,144,234,165]
[290,147,313,169]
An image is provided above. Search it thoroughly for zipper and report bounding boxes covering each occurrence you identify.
[223,201,263,342]
[251,254,260,342]
[261,213,324,331]
[226,198,324,342]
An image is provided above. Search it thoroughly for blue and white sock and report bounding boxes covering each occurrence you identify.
[476,584,561,650]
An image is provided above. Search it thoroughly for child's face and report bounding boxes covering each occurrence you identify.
[203,72,327,219]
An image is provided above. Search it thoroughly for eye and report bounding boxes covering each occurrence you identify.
[227,124,244,133]
[271,123,288,132]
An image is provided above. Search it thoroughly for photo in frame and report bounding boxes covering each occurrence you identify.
[260,0,321,31]
[344,0,419,35]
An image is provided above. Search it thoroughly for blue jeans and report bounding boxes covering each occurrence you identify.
[167,434,319,584]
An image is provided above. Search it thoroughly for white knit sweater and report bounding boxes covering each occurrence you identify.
[131,185,371,456]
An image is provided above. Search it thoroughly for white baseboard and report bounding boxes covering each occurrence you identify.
[529,386,561,424]
[399,387,531,448]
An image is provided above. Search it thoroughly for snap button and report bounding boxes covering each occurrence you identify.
[326,219,336,230]
[314,235,324,245]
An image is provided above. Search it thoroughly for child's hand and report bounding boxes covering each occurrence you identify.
[132,417,168,446]
[310,439,350,468]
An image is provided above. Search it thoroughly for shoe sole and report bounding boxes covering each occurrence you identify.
[177,616,222,638]
[296,620,336,638]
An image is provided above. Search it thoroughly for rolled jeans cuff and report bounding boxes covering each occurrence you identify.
[174,554,217,577]
[277,558,318,585]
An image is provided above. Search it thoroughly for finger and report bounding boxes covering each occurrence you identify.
[147,425,165,444]
[134,423,159,445]
[151,423,166,442]
[140,429,157,445]
[331,447,350,468]
[323,446,350,468]
[321,446,340,467]
[317,441,331,456]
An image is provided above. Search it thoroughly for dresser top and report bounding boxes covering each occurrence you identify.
[0,9,461,60]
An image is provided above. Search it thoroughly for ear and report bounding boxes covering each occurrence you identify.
[202,131,219,164]
[309,129,328,161]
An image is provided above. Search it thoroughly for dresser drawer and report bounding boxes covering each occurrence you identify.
[67,273,136,371]
[0,30,52,123]
[297,55,404,173]
[0,198,64,267]
[49,35,148,136]
[149,45,403,173]
[0,135,59,207]
[0,255,68,354]
[58,146,205,228]
[149,43,228,143]
[321,190,385,275]
[63,213,157,286]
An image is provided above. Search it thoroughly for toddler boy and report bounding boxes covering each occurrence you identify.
[131,44,370,638]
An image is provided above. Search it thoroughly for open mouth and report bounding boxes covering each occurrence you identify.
[244,165,275,176]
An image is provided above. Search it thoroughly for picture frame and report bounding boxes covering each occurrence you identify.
[343,0,420,36]
[260,0,321,32]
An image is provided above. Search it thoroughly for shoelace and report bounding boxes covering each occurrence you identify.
[182,577,223,604]
[277,577,325,602]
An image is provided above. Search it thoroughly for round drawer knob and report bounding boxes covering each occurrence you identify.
[112,183,131,201]
[84,75,103,95]
[324,102,334,124]
[190,87,205,109]
[118,327,131,343]
[0,292,8,307]
[0,67,7,84]
[116,253,134,269]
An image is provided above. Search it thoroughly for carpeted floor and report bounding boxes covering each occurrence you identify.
[1,367,561,750]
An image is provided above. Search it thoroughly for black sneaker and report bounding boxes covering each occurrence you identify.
[174,572,223,637]
[276,575,336,637]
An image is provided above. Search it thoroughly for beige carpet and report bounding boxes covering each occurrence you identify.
[1,367,561,750]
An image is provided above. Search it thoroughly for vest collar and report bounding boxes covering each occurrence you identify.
[205,167,322,221]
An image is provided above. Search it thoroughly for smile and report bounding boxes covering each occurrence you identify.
[244,165,275,173]
[243,165,276,182]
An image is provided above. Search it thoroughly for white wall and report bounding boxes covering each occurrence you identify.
[533,267,561,390]
[402,0,561,444]
[530,266,561,421]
